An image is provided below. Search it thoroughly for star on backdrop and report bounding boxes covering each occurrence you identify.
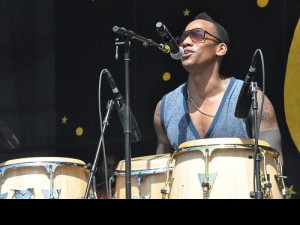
[61,116,68,124]
[183,8,190,17]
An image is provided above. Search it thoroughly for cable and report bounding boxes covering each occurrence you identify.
[98,68,109,198]
[257,49,265,131]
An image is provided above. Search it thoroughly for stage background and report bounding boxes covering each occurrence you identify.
[0,0,299,198]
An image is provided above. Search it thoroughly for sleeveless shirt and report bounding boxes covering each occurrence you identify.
[160,77,251,150]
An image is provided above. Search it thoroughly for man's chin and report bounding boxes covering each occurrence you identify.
[182,61,193,71]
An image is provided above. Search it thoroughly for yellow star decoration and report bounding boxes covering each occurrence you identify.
[286,185,297,199]
[61,116,68,124]
[183,8,190,17]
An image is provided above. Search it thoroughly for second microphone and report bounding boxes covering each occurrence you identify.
[105,69,142,143]
[156,22,184,60]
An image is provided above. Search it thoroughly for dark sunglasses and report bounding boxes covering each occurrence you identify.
[178,28,222,46]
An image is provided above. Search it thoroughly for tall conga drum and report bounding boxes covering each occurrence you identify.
[0,157,94,199]
[168,138,288,199]
[114,154,173,199]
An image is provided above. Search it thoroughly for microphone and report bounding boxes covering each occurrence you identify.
[104,69,142,143]
[112,26,135,37]
[235,50,259,118]
[156,22,184,60]
[0,119,19,150]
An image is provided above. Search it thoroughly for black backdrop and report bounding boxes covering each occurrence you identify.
[0,0,299,198]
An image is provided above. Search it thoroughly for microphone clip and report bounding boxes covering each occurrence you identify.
[160,44,171,53]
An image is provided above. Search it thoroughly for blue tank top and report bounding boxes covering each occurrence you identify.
[161,77,252,150]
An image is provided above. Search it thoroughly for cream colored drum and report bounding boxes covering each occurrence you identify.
[168,138,288,199]
[0,157,94,199]
[114,154,173,199]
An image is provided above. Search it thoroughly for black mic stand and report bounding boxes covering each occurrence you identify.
[84,100,115,199]
[249,82,263,199]
[113,26,169,53]
[113,26,167,199]
[117,36,133,199]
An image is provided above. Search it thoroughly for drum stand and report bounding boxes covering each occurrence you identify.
[84,100,115,199]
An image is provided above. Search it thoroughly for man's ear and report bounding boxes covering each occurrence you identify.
[216,43,227,56]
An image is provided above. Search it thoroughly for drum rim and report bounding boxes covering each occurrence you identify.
[0,157,86,166]
[0,161,87,178]
[114,167,173,176]
[178,138,271,148]
[176,138,279,157]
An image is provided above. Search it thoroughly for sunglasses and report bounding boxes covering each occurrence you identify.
[178,28,222,46]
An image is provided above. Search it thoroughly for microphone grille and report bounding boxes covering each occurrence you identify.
[170,47,184,60]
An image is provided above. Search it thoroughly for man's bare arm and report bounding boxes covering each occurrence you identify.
[154,100,173,154]
[255,91,283,164]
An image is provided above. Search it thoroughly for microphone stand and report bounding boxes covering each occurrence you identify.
[84,100,115,199]
[249,82,263,199]
[121,36,133,199]
[113,26,169,53]
[113,26,165,199]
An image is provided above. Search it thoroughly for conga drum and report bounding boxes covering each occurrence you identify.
[168,138,288,199]
[0,157,94,199]
[114,154,174,199]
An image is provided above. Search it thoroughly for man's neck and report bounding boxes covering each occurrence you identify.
[187,72,224,99]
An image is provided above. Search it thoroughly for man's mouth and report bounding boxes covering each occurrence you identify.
[182,49,193,58]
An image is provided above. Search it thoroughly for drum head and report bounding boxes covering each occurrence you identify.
[0,157,86,166]
[177,138,279,157]
[116,154,171,171]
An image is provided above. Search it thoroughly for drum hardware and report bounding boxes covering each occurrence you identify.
[44,164,60,199]
[260,151,272,198]
[42,189,61,199]
[261,174,272,198]
[161,156,175,199]
[161,177,173,199]
[12,188,34,199]
[274,157,289,199]
[134,174,143,199]
[198,173,217,199]
[132,174,150,199]
[198,149,216,199]
[177,147,217,199]
[0,193,8,199]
